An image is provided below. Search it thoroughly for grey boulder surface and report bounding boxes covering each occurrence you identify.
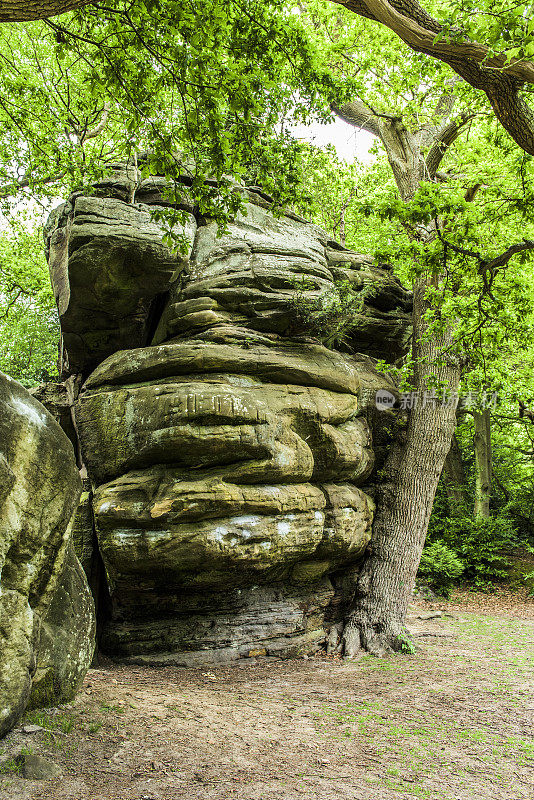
[45,193,196,377]
[0,373,95,737]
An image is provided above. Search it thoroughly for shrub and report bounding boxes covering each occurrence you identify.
[288,278,375,349]
[417,541,464,597]
[454,516,519,588]
[427,513,520,590]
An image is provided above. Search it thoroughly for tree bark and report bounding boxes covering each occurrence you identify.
[341,278,460,655]
[473,409,492,519]
[442,433,467,516]
[0,0,89,21]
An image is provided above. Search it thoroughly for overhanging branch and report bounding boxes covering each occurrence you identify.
[0,0,91,22]
[331,99,381,137]
[0,171,65,198]
[330,0,534,155]
[336,0,534,83]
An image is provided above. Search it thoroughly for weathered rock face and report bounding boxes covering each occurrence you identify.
[29,381,78,458]
[43,169,410,663]
[28,542,96,710]
[151,199,410,360]
[0,373,95,736]
[44,194,196,377]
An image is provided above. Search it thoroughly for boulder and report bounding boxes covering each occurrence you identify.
[0,373,94,737]
[28,543,96,710]
[93,473,373,595]
[45,195,196,377]
[41,167,410,662]
[16,753,63,780]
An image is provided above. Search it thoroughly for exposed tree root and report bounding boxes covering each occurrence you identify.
[327,617,405,658]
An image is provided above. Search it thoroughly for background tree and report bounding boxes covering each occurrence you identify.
[0,218,59,385]
[328,0,534,155]
[294,2,534,653]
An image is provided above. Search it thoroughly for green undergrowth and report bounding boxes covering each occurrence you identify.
[19,704,112,749]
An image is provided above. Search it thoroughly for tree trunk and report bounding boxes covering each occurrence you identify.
[340,278,461,656]
[328,104,464,656]
[442,433,468,515]
[473,409,492,519]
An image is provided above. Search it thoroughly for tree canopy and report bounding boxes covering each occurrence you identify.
[0,0,348,220]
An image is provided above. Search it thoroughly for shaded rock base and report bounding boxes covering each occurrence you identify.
[99,580,344,666]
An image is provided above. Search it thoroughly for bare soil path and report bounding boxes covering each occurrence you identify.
[1,590,533,800]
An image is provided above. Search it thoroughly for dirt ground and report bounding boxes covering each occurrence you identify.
[1,589,533,800]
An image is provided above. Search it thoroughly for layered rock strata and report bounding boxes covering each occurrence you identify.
[43,167,411,663]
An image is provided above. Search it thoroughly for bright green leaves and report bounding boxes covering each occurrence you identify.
[0,219,59,386]
[436,0,534,65]
[301,0,481,129]
[0,0,345,216]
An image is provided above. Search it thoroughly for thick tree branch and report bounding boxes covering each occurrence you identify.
[437,233,534,272]
[425,110,476,176]
[432,87,459,120]
[487,239,534,270]
[79,101,110,144]
[418,88,457,149]
[331,0,534,155]
[331,99,381,136]
[0,0,91,21]
[0,171,65,198]
[337,0,534,82]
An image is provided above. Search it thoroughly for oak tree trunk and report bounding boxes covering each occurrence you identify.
[329,105,465,656]
[442,434,468,516]
[473,409,492,519]
[341,278,461,656]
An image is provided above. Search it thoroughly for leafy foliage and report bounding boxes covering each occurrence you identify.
[289,277,378,348]
[0,220,59,386]
[428,513,520,589]
[437,0,534,62]
[0,0,351,222]
[418,541,465,597]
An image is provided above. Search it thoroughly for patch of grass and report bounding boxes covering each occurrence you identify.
[22,708,80,750]
[100,702,125,714]
[0,757,22,776]
[314,650,533,800]
[23,709,71,731]
[357,655,413,672]
[0,746,32,776]
[87,721,103,734]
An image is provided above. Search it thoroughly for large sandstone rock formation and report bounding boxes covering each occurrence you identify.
[0,374,95,736]
[42,166,411,664]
